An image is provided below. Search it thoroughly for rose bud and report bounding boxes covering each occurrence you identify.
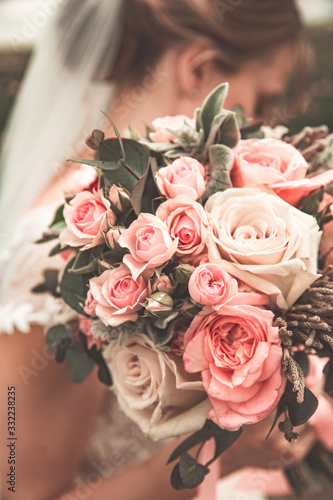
[151,275,175,295]
[146,292,174,317]
[173,264,195,285]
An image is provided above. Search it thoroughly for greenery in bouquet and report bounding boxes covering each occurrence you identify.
[35,83,333,492]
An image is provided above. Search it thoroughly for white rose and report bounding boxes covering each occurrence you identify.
[103,334,210,441]
[205,187,321,310]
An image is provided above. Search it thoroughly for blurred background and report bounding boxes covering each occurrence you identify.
[0,0,332,147]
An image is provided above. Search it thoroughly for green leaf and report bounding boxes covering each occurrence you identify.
[101,112,127,160]
[179,453,210,489]
[171,463,186,490]
[206,111,240,150]
[87,345,113,387]
[35,230,60,244]
[71,158,124,171]
[31,269,60,297]
[128,125,140,141]
[49,204,65,230]
[146,319,176,346]
[69,250,97,275]
[203,144,233,198]
[207,423,242,465]
[130,167,150,215]
[288,387,318,426]
[46,325,72,353]
[167,425,211,464]
[66,341,95,383]
[60,258,87,315]
[200,83,229,139]
[298,186,324,216]
[99,139,150,196]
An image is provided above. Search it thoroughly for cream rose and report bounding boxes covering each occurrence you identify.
[205,187,321,310]
[103,334,211,440]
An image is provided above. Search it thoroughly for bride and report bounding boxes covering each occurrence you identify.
[0,1,318,499]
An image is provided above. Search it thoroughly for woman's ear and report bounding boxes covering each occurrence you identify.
[176,43,222,99]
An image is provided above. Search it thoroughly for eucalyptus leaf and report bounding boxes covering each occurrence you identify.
[207,424,242,465]
[288,387,318,426]
[69,250,97,275]
[46,325,73,353]
[66,341,94,383]
[87,345,113,386]
[60,258,87,315]
[86,129,105,150]
[167,420,212,464]
[71,158,124,171]
[99,139,150,195]
[49,204,65,229]
[171,463,186,490]
[179,453,210,489]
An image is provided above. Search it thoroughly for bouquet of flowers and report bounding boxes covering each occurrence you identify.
[36,83,333,491]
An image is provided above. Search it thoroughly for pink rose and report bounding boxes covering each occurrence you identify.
[84,290,98,317]
[149,115,194,143]
[272,168,333,207]
[59,190,116,249]
[155,157,206,200]
[156,195,209,260]
[188,263,238,308]
[231,138,308,187]
[88,264,149,326]
[231,138,333,207]
[184,303,286,430]
[119,213,178,279]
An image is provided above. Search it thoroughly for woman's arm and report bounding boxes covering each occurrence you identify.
[0,326,106,500]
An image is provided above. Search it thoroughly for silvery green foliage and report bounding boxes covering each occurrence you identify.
[90,318,147,344]
[141,83,240,165]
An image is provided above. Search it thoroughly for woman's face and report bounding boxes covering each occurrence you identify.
[212,44,297,122]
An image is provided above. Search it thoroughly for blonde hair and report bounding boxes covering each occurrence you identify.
[109,0,303,83]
